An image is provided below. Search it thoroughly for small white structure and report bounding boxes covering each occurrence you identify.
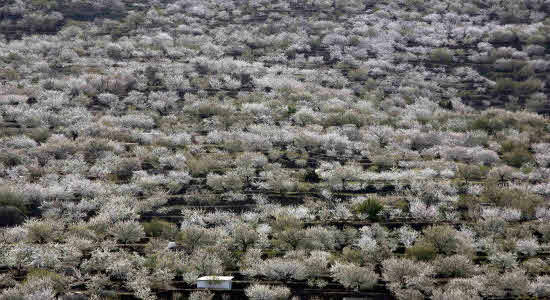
[196,276,234,290]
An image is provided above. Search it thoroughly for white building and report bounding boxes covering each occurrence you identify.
[196,276,234,290]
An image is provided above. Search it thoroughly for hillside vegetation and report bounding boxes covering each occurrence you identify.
[0,0,550,299]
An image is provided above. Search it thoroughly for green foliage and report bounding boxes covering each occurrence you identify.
[287,104,297,115]
[143,219,177,238]
[495,77,542,95]
[25,269,68,293]
[520,78,543,93]
[405,242,437,261]
[141,155,161,171]
[526,93,548,113]
[500,139,534,167]
[0,151,22,168]
[502,148,534,167]
[537,224,550,243]
[500,140,523,153]
[111,158,140,181]
[353,197,383,221]
[26,220,60,243]
[82,139,114,164]
[481,182,543,218]
[322,111,366,127]
[341,246,365,265]
[0,186,27,214]
[30,0,56,7]
[496,59,527,73]
[456,164,488,181]
[419,225,474,256]
[430,48,453,63]
[271,214,305,250]
[0,68,20,81]
[470,116,507,135]
[26,128,51,144]
[521,258,548,275]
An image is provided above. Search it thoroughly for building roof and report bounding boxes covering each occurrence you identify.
[197,276,234,281]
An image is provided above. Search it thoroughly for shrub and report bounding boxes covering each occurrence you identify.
[522,258,547,275]
[405,242,437,261]
[382,258,434,295]
[231,223,259,251]
[303,251,331,288]
[103,114,155,129]
[496,269,530,297]
[24,269,68,294]
[300,226,338,250]
[177,226,217,254]
[0,152,23,168]
[516,238,539,256]
[486,165,515,182]
[142,219,177,239]
[111,158,140,181]
[271,219,305,250]
[470,116,506,135]
[396,225,419,248]
[526,93,548,113]
[430,48,453,63]
[352,197,383,221]
[441,277,484,299]
[349,67,370,81]
[24,219,62,243]
[433,255,477,277]
[2,135,38,149]
[519,78,543,93]
[472,149,499,166]
[494,59,527,72]
[371,153,397,170]
[482,207,522,221]
[97,93,119,106]
[502,149,534,168]
[494,78,518,93]
[420,225,456,253]
[536,223,550,242]
[206,172,244,191]
[530,276,550,297]
[186,156,222,177]
[188,290,214,300]
[182,250,224,283]
[330,262,379,291]
[245,284,291,300]
[481,183,543,218]
[261,258,306,281]
[0,186,27,214]
[315,162,363,191]
[431,288,478,300]
[488,251,518,270]
[457,164,488,181]
[26,128,51,144]
[108,220,145,244]
[495,78,542,95]
[82,139,114,164]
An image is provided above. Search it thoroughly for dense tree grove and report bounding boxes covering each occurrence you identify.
[0,0,550,299]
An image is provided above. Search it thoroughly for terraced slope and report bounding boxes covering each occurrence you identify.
[0,0,550,299]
